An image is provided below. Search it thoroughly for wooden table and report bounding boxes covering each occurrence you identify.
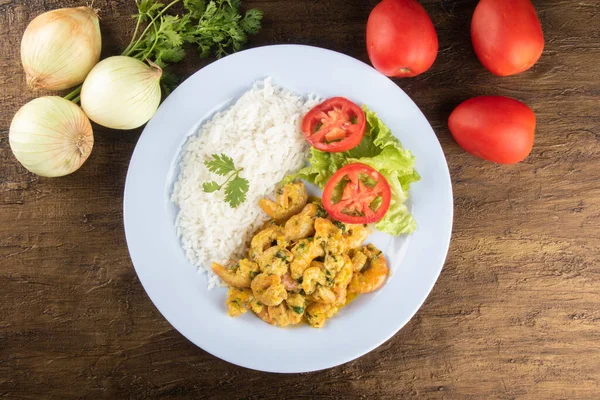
[1,0,599,398]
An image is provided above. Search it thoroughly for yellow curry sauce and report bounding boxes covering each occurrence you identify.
[211,181,389,328]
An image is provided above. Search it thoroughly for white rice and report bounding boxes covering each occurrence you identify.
[172,79,320,288]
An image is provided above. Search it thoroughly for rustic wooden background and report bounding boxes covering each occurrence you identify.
[1,0,599,398]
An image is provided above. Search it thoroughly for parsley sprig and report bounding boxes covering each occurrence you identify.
[202,153,249,208]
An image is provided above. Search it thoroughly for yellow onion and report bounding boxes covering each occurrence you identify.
[21,6,101,91]
[81,56,162,130]
[9,97,94,177]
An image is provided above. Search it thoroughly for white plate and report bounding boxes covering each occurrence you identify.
[124,45,453,373]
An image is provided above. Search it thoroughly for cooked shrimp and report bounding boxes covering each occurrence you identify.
[256,246,293,276]
[349,249,368,272]
[286,292,306,313]
[255,294,306,326]
[324,252,347,276]
[344,224,371,248]
[255,303,303,327]
[308,285,336,304]
[332,261,353,306]
[314,218,345,254]
[348,244,389,294]
[251,273,288,306]
[249,298,264,315]
[269,303,304,327]
[226,287,253,317]
[250,225,286,258]
[255,306,273,325]
[259,181,308,222]
[284,203,317,241]
[302,262,327,295]
[306,303,339,328]
[282,272,299,292]
[212,259,259,288]
[289,238,324,279]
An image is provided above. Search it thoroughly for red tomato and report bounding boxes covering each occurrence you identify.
[471,0,544,76]
[322,163,391,224]
[301,97,366,153]
[448,96,536,164]
[366,0,438,78]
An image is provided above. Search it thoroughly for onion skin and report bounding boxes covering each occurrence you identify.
[81,56,162,130]
[21,7,102,91]
[9,97,94,177]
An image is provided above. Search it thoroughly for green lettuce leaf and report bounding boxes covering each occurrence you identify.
[282,148,343,187]
[285,105,419,235]
[368,165,417,235]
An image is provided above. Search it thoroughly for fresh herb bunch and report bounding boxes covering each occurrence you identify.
[125,0,262,64]
[202,153,249,208]
[123,0,263,93]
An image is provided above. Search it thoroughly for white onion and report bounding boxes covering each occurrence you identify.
[80,56,162,130]
[9,97,94,177]
[21,7,101,91]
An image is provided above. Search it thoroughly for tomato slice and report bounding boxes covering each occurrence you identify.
[322,163,391,224]
[301,97,366,152]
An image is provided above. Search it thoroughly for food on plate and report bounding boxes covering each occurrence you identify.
[170,82,419,330]
[202,153,249,208]
[81,56,162,130]
[259,181,308,222]
[301,97,366,152]
[212,181,390,328]
[448,96,536,164]
[287,105,419,235]
[201,91,419,327]
[171,79,320,287]
[366,0,438,77]
[9,97,94,177]
[322,163,391,224]
[21,6,101,91]
[471,0,544,76]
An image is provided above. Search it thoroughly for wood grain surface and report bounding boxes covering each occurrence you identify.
[1,0,599,398]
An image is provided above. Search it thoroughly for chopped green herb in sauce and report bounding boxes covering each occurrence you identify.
[315,204,328,218]
[333,220,346,232]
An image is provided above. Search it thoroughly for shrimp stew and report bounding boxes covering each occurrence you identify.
[211,181,390,328]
